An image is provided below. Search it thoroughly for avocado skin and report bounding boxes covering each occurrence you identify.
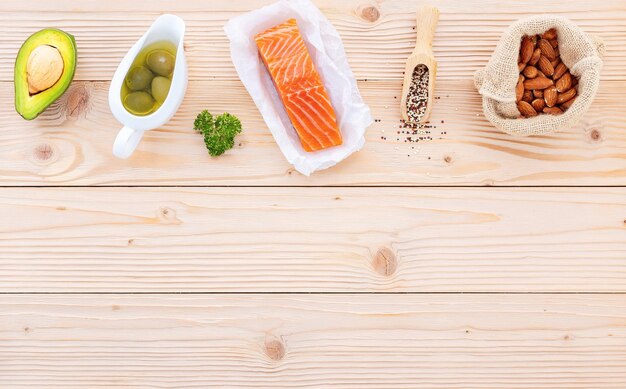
[14,29,77,120]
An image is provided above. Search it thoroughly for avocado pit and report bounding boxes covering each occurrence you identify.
[27,44,64,95]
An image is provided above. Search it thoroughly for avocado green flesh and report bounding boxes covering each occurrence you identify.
[14,29,77,120]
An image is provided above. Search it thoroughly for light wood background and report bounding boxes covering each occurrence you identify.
[0,0,625,387]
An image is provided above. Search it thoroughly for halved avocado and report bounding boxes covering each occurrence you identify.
[14,29,77,120]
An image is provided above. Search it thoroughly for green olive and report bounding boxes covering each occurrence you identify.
[151,76,171,103]
[146,50,175,77]
[125,66,154,91]
[124,91,154,115]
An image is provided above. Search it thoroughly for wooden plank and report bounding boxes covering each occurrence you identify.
[1,79,624,186]
[0,0,624,82]
[1,187,624,292]
[1,294,625,388]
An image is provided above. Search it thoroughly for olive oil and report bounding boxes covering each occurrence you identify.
[121,40,176,116]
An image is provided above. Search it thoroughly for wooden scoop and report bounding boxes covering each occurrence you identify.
[400,5,439,124]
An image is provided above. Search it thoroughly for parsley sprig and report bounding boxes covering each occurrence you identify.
[194,110,242,157]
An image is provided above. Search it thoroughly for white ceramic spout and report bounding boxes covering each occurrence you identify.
[109,14,188,159]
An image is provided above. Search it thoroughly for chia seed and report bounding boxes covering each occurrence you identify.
[405,64,429,123]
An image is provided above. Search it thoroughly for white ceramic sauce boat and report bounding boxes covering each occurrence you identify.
[109,14,188,159]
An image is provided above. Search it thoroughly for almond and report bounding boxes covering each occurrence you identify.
[518,62,526,72]
[522,90,533,103]
[523,65,538,78]
[557,88,577,104]
[551,58,561,68]
[520,36,534,63]
[544,86,558,107]
[531,98,545,111]
[524,76,553,90]
[529,48,541,66]
[556,72,572,92]
[571,76,578,88]
[560,96,576,110]
[553,47,560,58]
[543,107,563,115]
[517,101,537,117]
[538,39,556,60]
[549,38,559,48]
[553,62,567,80]
[537,55,554,77]
[533,89,543,98]
[542,28,557,40]
[516,78,524,102]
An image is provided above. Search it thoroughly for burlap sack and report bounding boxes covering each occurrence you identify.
[474,15,604,136]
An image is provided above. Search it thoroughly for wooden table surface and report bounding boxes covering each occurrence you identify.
[1,0,625,387]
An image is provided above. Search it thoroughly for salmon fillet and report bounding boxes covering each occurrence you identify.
[255,19,343,152]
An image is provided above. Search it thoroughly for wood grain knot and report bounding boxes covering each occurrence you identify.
[64,84,91,120]
[32,143,56,163]
[360,5,381,22]
[264,338,286,361]
[443,155,453,164]
[157,207,180,224]
[111,305,121,311]
[589,128,602,142]
[372,247,398,277]
[23,327,31,333]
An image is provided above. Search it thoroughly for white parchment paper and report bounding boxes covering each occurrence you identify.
[224,0,373,176]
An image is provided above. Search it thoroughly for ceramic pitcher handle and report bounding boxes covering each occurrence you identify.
[113,126,144,159]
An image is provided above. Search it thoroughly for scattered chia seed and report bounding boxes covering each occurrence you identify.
[405,64,429,124]
[372,78,450,158]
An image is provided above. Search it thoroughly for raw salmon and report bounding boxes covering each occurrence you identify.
[255,19,343,152]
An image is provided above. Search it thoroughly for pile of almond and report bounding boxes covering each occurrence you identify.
[516,28,578,117]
